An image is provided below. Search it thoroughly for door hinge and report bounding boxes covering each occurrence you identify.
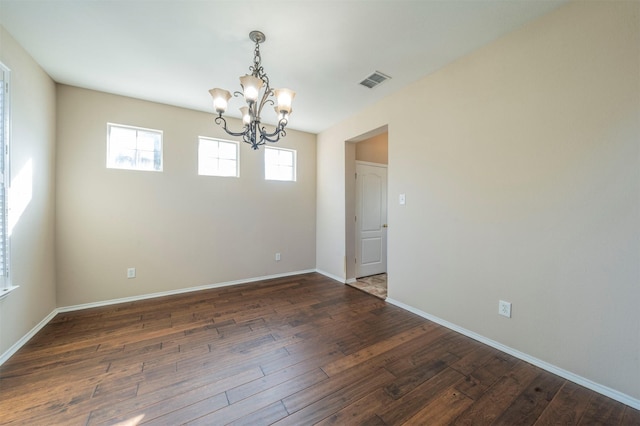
[355,172,357,179]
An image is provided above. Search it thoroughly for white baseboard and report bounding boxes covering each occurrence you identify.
[0,308,58,365]
[386,297,640,410]
[315,269,346,283]
[0,269,316,365]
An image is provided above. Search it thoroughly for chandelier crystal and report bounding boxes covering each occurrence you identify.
[209,31,295,150]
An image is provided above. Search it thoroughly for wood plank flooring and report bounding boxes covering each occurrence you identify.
[0,273,638,425]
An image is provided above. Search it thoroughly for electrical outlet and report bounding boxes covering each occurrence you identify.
[127,268,136,279]
[275,253,281,261]
[498,300,511,318]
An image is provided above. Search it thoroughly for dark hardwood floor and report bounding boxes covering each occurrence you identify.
[0,273,638,425]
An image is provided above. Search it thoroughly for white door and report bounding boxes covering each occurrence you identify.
[355,162,387,278]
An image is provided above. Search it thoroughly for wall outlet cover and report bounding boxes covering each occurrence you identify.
[499,300,511,318]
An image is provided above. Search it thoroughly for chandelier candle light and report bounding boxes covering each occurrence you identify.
[209,31,295,150]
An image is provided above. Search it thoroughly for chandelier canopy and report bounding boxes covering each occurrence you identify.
[209,31,295,150]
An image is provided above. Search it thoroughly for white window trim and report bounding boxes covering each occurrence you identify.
[0,285,19,301]
[0,61,16,298]
[106,122,163,172]
[264,146,297,182]
[198,136,240,178]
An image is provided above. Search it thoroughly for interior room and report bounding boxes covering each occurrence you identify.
[0,0,638,423]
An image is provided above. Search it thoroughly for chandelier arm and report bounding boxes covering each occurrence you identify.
[256,93,275,117]
[215,115,249,138]
[258,133,281,144]
[259,70,270,88]
[259,125,283,139]
[258,123,287,144]
[251,69,273,119]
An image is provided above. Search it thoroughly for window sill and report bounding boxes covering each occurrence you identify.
[0,285,19,301]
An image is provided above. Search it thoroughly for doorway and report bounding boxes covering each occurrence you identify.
[345,127,388,298]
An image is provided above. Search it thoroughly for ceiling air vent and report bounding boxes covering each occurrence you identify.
[359,71,391,89]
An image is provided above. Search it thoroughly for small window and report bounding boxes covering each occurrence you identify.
[265,146,296,181]
[107,123,162,171]
[198,137,239,177]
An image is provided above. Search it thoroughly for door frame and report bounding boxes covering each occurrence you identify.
[344,126,388,283]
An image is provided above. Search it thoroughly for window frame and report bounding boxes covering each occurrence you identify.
[106,123,163,172]
[264,146,297,182]
[197,136,240,178]
[0,62,13,297]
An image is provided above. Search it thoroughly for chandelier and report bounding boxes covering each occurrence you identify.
[209,31,295,150]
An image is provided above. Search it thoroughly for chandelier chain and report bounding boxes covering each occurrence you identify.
[253,40,262,74]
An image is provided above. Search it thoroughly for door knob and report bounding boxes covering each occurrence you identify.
[383,224,388,228]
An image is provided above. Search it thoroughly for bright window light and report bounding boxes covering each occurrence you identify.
[107,123,163,171]
[198,137,239,177]
[265,146,296,181]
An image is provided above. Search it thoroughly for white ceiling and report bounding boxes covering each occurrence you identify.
[0,0,566,134]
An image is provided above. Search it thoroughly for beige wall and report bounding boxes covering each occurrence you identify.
[56,86,316,306]
[317,0,639,402]
[356,133,388,164]
[0,27,57,356]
